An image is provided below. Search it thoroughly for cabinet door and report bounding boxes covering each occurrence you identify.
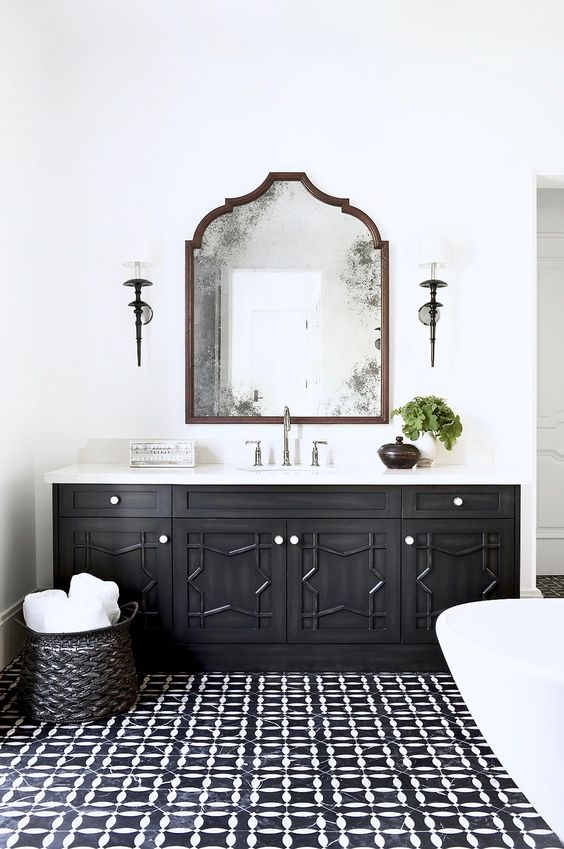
[57,518,173,635]
[173,519,286,643]
[287,519,400,643]
[402,519,516,643]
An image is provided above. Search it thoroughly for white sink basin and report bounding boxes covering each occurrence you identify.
[238,465,336,473]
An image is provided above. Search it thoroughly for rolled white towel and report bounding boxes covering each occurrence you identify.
[43,596,111,633]
[23,589,67,632]
[68,573,121,625]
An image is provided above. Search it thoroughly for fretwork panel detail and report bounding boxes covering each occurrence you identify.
[287,519,400,644]
[58,518,172,634]
[402,519,515,644]
[173,520,286,644]
[187,533,273,629]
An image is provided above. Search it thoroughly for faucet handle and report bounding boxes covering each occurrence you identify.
[245,440,263,467]
[311,440,328,467]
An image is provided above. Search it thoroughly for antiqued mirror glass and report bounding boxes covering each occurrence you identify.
[186,173,388,423]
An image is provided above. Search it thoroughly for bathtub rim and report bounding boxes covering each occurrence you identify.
[436,598,564,685]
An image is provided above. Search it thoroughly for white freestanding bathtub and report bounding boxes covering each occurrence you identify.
[437,599,564,842]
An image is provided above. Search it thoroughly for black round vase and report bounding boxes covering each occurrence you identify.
[377,436,420,470]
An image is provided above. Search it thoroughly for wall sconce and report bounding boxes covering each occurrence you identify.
[418,238,449,367]
[122,241,154,367]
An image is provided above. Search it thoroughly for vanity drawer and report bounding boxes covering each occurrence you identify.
[402,485,515,519]
[173,486,401,517]
[58,484,172,517]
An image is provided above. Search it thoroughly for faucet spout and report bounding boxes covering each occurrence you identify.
[282,406,292,466]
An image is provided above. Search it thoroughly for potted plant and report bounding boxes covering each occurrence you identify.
[391,396,463,467]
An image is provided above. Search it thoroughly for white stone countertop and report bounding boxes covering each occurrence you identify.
[45,463,523,486]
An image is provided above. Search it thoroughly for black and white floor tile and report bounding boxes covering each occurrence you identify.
[537,575,564,597]
[0,663,561,849]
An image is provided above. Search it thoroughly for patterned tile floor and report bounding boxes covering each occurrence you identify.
[0,663,561,849]
[537,575,564,597]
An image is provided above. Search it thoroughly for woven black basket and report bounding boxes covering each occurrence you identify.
[18,601,139,724]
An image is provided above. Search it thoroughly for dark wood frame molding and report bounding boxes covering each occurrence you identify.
[185,172,389,424]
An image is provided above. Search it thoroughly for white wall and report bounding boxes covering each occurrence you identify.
[537,189,564,573]
[0,3,41,660]
[26,0,564,594]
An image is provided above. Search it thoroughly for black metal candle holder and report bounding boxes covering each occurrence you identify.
[418,277,447,367]
[123,277,154,366]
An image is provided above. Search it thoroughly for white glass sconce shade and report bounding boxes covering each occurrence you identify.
[122,236,154,268]
[418,237,449,269]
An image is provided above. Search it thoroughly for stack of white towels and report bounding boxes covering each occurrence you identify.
[23,574,121,633]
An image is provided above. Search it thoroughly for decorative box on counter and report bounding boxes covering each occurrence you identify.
[129,440,196,468]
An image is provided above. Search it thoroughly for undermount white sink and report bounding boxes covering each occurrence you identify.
[238,465,336,473]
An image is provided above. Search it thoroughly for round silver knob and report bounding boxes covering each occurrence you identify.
[453,497,464,507]
[405,535,415,546]
[289,535,300,545]
[158,535,169,544]
[109,495,121,505]
[274,535,284,545]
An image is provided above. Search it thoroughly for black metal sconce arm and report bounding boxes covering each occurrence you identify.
[418,278,447,367]
[123,278,154,366]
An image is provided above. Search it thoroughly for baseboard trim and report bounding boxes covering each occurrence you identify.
[520,587,544,598]
[0,597,25,668]
[136,641,449,673]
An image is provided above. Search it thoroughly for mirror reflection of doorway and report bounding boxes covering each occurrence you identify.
[226,269,321,415]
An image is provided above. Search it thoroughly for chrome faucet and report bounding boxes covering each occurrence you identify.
[282,406,292,466]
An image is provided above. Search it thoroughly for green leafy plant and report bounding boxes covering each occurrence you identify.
[391,395,463,451]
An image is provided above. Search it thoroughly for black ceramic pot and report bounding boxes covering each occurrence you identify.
[377,436,420,469]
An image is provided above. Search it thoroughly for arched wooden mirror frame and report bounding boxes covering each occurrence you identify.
[185,172,389,423]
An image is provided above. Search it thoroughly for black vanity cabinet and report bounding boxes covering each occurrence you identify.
[171,487,402,653]
[54,485,173,637]
[172,517,401,646]
[401,486,518,643]
[52,482,520,671]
